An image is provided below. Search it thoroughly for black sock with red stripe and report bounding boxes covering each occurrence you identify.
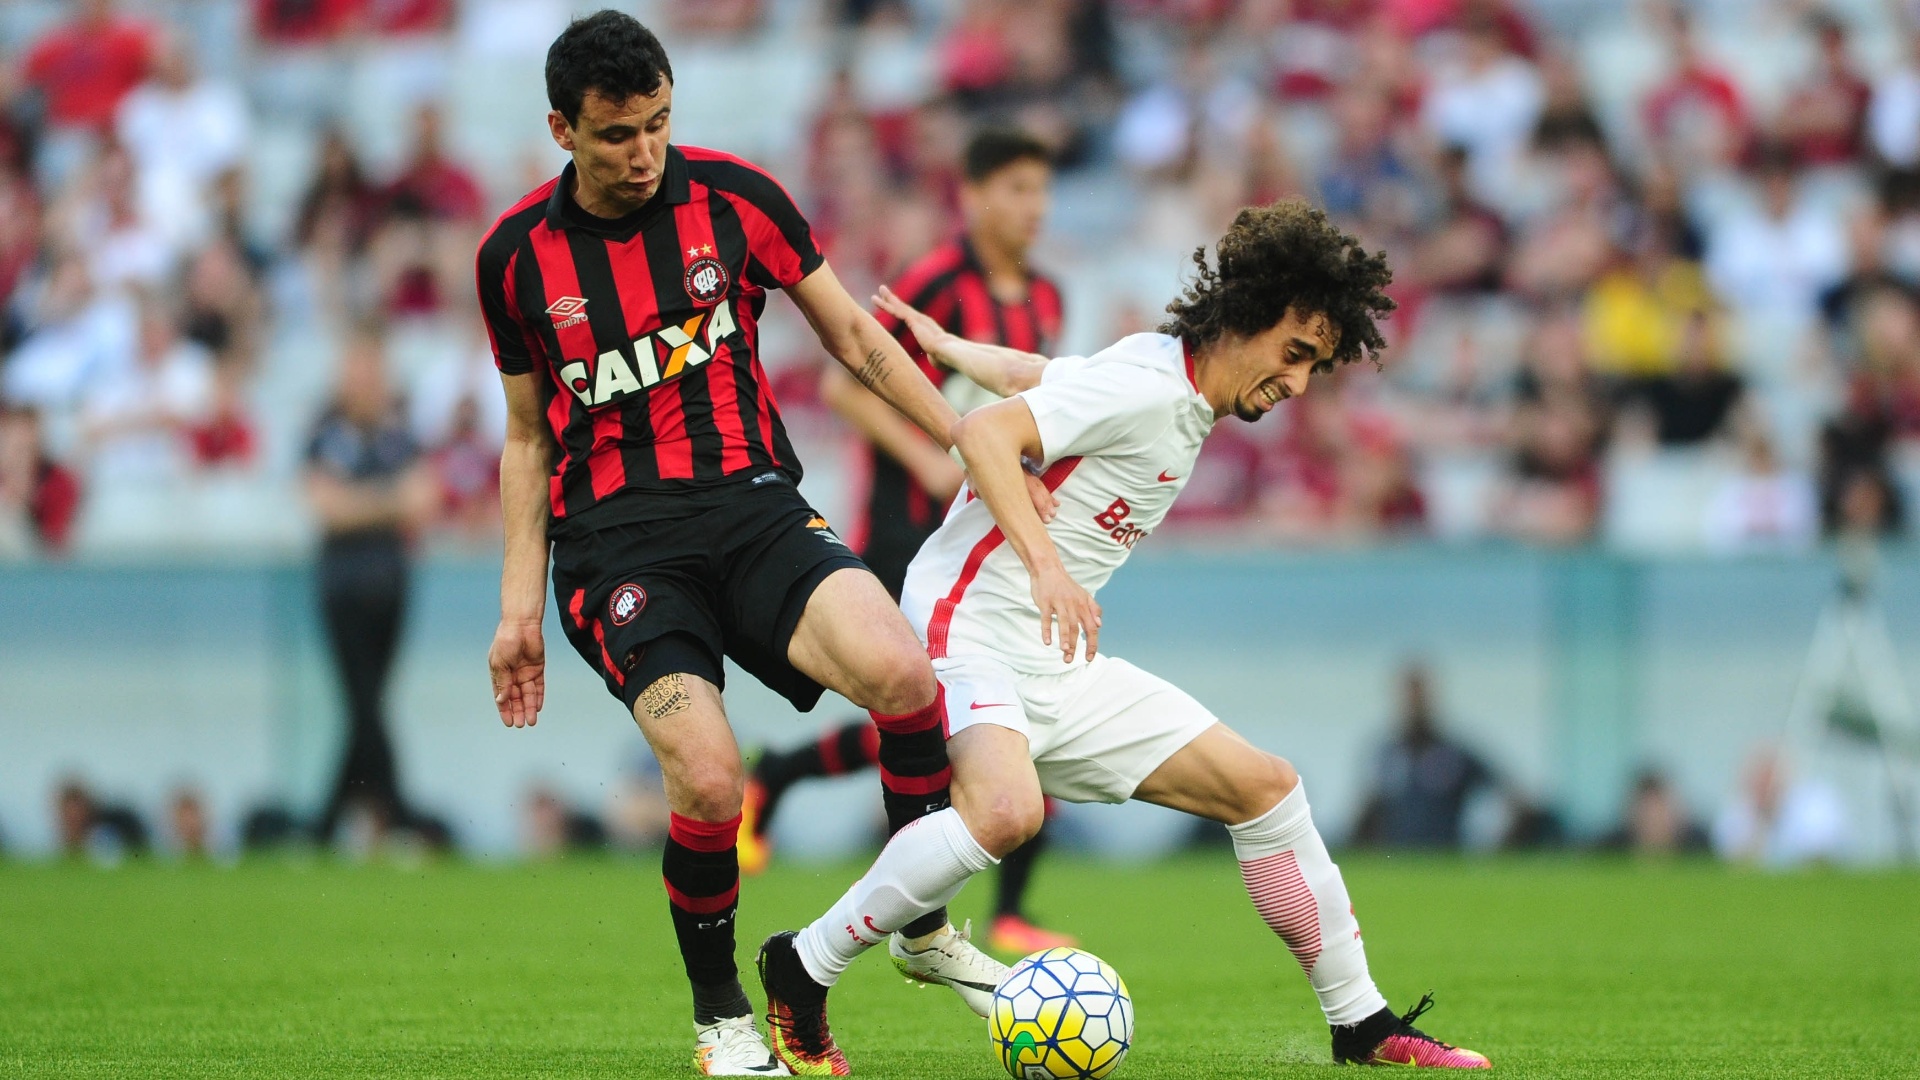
[872,684,952,836]
[664,812,752,1024]
[874,687,955,940]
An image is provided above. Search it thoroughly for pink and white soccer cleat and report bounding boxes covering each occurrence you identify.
[1333,993,1491,1068]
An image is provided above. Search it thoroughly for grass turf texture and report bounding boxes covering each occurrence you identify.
[3,855,1916,1078]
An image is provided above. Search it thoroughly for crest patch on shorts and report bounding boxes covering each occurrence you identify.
[609,583,647,626]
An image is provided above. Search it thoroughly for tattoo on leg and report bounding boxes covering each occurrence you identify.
[855,347,890,390]
[639,673,692,720]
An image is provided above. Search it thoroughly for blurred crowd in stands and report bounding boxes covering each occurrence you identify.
[0,0,1916,556]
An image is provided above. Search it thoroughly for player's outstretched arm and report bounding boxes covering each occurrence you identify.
[952,400,1100,663]
[872,284,1049,396]
[820,365,963,501]
[789,262,963,449]
[490,371,551,728]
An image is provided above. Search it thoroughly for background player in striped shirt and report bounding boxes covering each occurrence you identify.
[741,129,1075,957]
[756,202,1489,1073]
[476,12,1034,1075]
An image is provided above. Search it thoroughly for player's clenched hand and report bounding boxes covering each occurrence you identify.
[873,285,953,354]
[1031,562,1101,662]
[489,618,546,728]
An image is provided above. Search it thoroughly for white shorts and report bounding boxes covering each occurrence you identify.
[936,652,1219,804]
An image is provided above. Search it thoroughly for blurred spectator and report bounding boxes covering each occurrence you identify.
[180,239,266,372]
[78,297,215,481]
[1641,8,1749,174]
[18,0,155,133]
[187,365,260,470]
[53,777,148,861]
[1637,312,1744,447]
[425,396,501,542]
[370,105,482,319]
[53,143,177,291]
[305,328,438,847]
[1599,768,1708,855]
[1776,12,1870,169]
[1704,149,1849,328]
[167,786,210,859]
[1406,146,1507,298]
[0,404,81,557]
[1582,224,1717,382]
[1498,310,1606,544]
[1352,662,1499,848]
[1419,13,1543,206]
[1869,27,1920,168]
[522,785,608,858]
[1702,422,1818,553]
[1712,745,1850,867]
[114,31,249,250]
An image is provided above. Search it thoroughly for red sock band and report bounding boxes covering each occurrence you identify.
[857,723,881,765]
[871,683,947,735]
[668,812,742,853]
[664,879,740,914]
[878,764,953,795]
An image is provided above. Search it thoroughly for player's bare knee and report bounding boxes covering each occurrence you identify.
[675,762,745,822]
[1251,754,1300,815]
[856,642,937,715]
[966,789,1044,858]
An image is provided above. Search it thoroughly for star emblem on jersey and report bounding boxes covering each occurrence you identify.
[684,253,730,305]
[545,295,588,329]
[608,583,647,626]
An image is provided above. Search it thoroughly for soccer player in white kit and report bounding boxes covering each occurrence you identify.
[756,202,1490,1073]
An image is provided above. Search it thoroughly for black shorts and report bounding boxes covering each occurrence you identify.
[550,474,870,714]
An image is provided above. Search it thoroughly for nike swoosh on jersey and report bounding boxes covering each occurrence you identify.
[969,701,1014,710]
[1157,470,1179,482]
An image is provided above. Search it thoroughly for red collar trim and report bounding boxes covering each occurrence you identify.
[1181,338,1198,391]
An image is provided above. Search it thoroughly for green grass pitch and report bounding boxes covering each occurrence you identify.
[3,854,1916,1078]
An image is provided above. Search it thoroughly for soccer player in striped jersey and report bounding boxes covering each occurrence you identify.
[756,202,1490,1073]
[742,128,1074,958]
[478,12,1034,1075]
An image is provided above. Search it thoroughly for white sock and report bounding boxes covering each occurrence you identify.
[793,807,998,986]
[1229,782,1389,1026]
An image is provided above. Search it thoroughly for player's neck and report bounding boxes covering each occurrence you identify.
[968,232,1028,295]
[1189,343,1229,420]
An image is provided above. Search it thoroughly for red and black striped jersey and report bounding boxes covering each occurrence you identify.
[476,145,825,532]
[857,236,1065,552]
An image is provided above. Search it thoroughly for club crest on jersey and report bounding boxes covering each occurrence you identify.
[546,295,588,330]
[555,299,739,408]
[609,583,647,626]
[683,250,729,305]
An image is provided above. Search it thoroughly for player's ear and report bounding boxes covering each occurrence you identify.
[547,110,576,153]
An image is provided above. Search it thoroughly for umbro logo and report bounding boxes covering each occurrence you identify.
[546,296,588,329]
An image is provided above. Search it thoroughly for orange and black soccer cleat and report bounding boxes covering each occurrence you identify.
[756,931,849,1076]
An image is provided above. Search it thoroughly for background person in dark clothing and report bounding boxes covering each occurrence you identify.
[1353,662,1499,849]
[304,328,439,848]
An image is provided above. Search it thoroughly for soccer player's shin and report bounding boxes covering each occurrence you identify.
[1228,782,1388,1026]
[664,812,753,1024]
[793,807,995,987]
[872,684,953,835]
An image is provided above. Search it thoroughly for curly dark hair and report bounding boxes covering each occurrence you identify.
[1159,200,1395,366]
[546,10,673,126]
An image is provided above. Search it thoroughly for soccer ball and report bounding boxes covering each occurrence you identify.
[988,947,1133,1080]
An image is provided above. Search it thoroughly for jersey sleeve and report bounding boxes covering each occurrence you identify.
[1020,359,1171,462]
[476,238,534,375]
[720,163,827,291]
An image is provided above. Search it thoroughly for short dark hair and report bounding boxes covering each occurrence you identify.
[963,128,1051,184]
[1159,199,1395,367]
[546,10,673,126]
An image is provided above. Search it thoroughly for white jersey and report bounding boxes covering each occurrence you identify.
[901,332,1215,675]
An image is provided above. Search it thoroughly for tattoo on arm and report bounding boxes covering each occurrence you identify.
[638,673,692,721]
[854,347,890,391]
